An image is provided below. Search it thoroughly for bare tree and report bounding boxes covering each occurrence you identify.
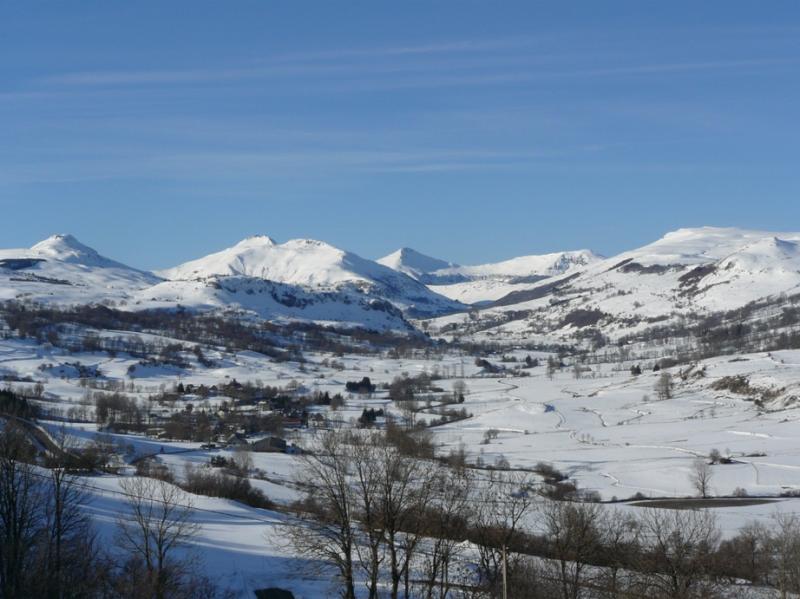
[638,508,720,599]
[597,508,640,598]
[572,362,582,380]
[288,430,358,599]
[0,423,104,598]
[451,379,468,403]
[398,399,418,428]
[418,466,472,599]
[541,500,603,599]
[689,458,713,499]
[0,424,44,598]
[42,427,98,599]
[349,433,384,599]
[473,471,536,593]
[769,512,800,599]
[372,440,428,599]
[547,357,557,380]
[116,477,200,599]
[717,520,771,587]
[231,445,253,474]
[655,372,674,401]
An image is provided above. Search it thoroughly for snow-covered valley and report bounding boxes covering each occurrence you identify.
[3,226,800,598]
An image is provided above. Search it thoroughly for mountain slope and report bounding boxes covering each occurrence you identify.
[137,276,414,331]
[431,227,800,343]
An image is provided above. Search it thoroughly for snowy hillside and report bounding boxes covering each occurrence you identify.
[432,227,800,343]
[379,246,600,304]
[136,276,414,331]
[160,235,464,317]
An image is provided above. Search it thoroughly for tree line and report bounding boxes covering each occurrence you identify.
[288,428,800,599]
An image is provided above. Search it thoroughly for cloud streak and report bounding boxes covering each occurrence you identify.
[36,49,798,93]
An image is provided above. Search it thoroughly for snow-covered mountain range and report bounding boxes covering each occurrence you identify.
[3,227,800,339]
[0,234,461,331]
[378,247,600,304]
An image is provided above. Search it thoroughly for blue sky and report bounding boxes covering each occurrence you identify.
[2,1,799,269]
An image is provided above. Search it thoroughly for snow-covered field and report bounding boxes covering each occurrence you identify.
[4,339,800,491]
[3,324,800,596]
[6,337,800,503]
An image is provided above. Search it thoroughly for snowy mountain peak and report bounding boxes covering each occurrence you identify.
[232,235,276,249]
[377,248,457,279]
[31,233,105,264]
[282,238,340,252]
[0,234,160,301]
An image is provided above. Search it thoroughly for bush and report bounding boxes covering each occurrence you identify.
[183,466,273,509]
[135,458,174,483]
[384,422,435,459]
[533,462,567,484]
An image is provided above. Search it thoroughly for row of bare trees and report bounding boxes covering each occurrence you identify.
[287,429,555,598]
[288,429,800,599]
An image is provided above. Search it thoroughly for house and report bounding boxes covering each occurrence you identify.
[251,436,287,453]
[224,432,249,447]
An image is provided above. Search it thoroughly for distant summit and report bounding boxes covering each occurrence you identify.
[30,234,136,270]
[377,247,457,279]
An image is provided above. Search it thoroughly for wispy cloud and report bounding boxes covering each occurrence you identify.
[0,146,554,185]
[272,36,540,62]
[39,37,538,87]
[35,48,798,94]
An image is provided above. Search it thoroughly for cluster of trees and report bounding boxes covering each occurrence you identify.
[95,392,145,431]
[0,387,39,418]
[387,372,443,403]
[0,424,102,598]
[357,407,385,427]
[289,430,511,599]
[159,407,283,443]
[346,377,377,394]
[426,406,471,427]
